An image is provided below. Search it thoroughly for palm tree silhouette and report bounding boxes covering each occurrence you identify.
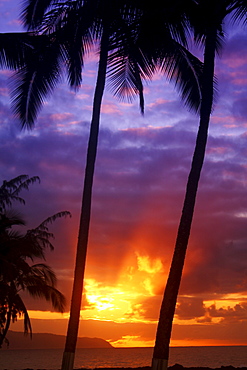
[0,175,71,348]
[1,2,203,369]
[152,2,247,369]
[19,3,157,368]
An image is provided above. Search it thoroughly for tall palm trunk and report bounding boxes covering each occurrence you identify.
[61,28,109,370]
[152,28,217,370]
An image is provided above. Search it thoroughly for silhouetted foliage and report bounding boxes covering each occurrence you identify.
[152,2,247,370]
[0,175,71,347]
[0,2,205,369]
[15,2,204,368]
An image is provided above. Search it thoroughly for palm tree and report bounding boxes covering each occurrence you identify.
[1,2,203,369]
[152,2,247,369]
[19,3,156,369]
[0,175,71,348]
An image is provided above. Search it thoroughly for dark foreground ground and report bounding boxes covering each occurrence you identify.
[82,367,246,370]
[86,365,247,370]
[20,365,247,370]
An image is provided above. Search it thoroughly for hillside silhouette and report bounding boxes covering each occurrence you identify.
[2,330,113,349]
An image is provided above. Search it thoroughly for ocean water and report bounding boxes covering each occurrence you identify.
[1,346,247,370]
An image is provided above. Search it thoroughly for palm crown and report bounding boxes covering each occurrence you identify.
[0,175,70,348]
[1,0,204,128]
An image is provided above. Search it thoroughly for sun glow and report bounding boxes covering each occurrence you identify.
[27,310,69,320]
[83,279,131,321]
[19,252,247,348]
[82,278,145,322]
[81,253,165,324]
[111,335,155,348]
[136,254,163,274]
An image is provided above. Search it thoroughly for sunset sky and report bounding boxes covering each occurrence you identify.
[1,1,247,348]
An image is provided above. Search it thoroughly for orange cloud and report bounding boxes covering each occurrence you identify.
[0,87,9,97]
[211,115,236,125]
[148,98,170,109]
[207,146,232,156]
[223,57,247,69]
[232,78,247,86]
[137,254,163,274]
[50,113,74,121]
[101,103,122,115]
[76,93,90,100]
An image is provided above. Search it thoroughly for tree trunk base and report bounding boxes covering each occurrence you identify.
[61,351,75,370]
[152,358,168,370]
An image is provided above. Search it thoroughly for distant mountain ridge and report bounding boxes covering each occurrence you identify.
[2,330,113,349]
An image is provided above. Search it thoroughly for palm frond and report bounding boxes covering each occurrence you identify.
[3,233,46,262]
[229,0,247,23]
[36,211,72,230]
[0,33,38,70]
[15,262,65,312]
[21,0,68,29]
[49,286,66,312]
[60,23,91,89]
[13,294,32,336]
[188,0,227,54]
[46,2,97,89]
[31,263,57,283]
[107,37,156,113]
[25,211,71,253]
[10,35,64,129]
[0,175,40,212]
[107,54,144,111]
[159,42,205,113]
[27,284,66,312]
[11,176,40,196]
[24,229,54,256]
[1,175,36,191]
[1,211,26,229]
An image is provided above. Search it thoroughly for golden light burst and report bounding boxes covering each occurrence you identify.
[81,253,165,324]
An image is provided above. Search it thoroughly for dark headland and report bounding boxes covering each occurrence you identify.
[2,330,113,349]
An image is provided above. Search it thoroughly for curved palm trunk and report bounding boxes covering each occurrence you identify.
[152,28,217,370]
[61,28,109,370]
[0,301,12,348]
